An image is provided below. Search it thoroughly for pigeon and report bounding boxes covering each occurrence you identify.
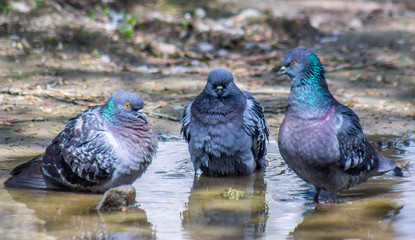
[181,67,269,176]
[277,47,402,203]
[4,91,158,193]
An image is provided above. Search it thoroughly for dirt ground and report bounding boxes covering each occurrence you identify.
[0,0,414,160]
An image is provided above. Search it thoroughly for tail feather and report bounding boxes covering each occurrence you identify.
[376,153,406,177]
[9,155,42,175]
[4,155,58,190]
[390,166,403,177]
[377,154,397,173]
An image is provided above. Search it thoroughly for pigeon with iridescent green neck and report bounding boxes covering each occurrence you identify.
[277,47,402,203]
[4,91,158,193]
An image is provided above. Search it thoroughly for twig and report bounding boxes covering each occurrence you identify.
[0,87,104,105]
[146,111,179,121]
[0,117,44,125]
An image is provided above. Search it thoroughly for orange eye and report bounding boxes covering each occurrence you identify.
[125,103,130,108]
[291,60,297,66]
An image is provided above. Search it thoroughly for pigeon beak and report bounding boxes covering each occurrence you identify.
[276,66,286,77]
[215,86,224,96]
[137,109,147,121]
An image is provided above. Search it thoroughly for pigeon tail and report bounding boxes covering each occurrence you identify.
[4,155,57,190]
[377,154,403,177]
[377,154,397,173]
[388,166,403,177]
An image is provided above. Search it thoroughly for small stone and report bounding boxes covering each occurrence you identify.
[149,41,182,58]
[100,54,111,63]
[218,48,229,57]
[8,35,20,40]
[135,65,159,73]
[195,8,206,19]
[170,65,186,74]
[183,12,192,21]
[11,2,31,13]
[96,185,136,211]
[197,42,214,53]
[234,8,265,24]
[349,18,363,29]
[190,59,200,66]
[257,43,272,51]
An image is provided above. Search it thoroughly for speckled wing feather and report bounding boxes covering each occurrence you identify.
[242,91,269,168]
[335,104,379,175]
[42,106,116,188]
[181,100,193,142]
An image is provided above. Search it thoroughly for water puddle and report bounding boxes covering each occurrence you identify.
[0,135,413,239]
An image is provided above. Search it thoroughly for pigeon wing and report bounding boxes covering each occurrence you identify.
[42,107,117,188]
[242,91,269,168]
[181,100,193,142]
[335,104,379,175]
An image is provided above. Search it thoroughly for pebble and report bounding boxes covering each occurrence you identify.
[96,185,137,211]
[218,48,229,57]
[100,54,111,63]
[149,41,182,57]
[195,8,206,19]
[197,42,214,53]
[234,8,265,24]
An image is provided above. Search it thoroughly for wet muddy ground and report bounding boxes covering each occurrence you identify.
[0,0,414,239]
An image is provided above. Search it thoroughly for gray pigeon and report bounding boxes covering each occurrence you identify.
[4,91,158,193]
[181,67,269,176]
[277,47,402,203]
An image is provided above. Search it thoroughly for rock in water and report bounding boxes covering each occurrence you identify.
[4,91,158,193]
[277,47,402,203]
[96,185,136,211]
[181,67,269,175]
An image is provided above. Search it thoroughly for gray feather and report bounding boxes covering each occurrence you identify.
[277,48,400,202]
[5,91,158,193]
[181,68,269,176]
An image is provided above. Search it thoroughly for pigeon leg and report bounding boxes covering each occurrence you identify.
[313,188,321,203]
[327,192,336,203]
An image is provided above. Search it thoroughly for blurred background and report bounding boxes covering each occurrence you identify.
[0,0,414,142]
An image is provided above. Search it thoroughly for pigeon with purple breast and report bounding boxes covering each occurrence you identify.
[4,91,158,193]
[277,47,402,203]
[181,67,269,176]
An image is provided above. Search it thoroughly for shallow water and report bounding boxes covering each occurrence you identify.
[0,136,413,240]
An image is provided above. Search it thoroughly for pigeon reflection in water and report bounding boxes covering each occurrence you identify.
[6,188,155,239]
[182,173,268,240]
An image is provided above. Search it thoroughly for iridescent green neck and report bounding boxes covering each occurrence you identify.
[300,54,325,87]
[101,98,115,119]
[289,55,333,115]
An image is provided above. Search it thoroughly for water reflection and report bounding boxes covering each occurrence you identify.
[6,188,155,239]
[182,173,268,240]
[392,139,415,239]
[291,199,402,240]
[0,137,413,239]
[289,137,413,240]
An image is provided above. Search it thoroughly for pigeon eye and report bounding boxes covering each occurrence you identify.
[291,61,297,66]
[125,103,130,108]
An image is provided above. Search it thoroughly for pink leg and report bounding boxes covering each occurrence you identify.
[319,192,336,206]
[313,188,321,204]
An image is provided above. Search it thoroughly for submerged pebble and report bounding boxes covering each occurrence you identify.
[96,185,137,211]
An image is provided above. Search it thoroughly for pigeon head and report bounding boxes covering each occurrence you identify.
[277,47,326,88]
[203,67,240,98]
[102,91,147,121]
